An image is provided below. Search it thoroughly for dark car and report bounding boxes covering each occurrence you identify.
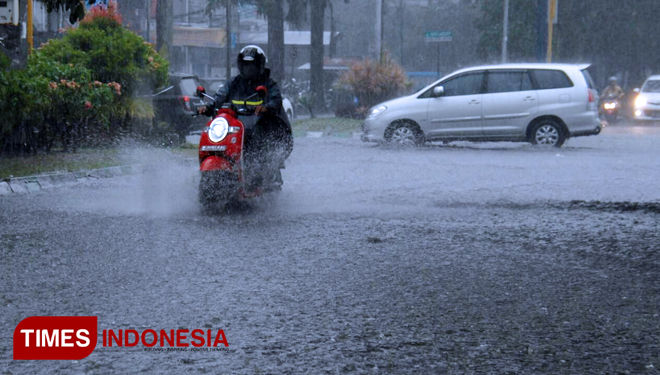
[153,73,208,139]
[199,77,227,96]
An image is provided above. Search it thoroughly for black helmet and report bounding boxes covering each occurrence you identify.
[238,45,267,78]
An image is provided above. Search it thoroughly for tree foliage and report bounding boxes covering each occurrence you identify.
[35,3,168,99]
[476,0,660,87]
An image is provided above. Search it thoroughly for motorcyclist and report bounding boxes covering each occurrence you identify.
[201,45,293,186]
[601,76,625,101]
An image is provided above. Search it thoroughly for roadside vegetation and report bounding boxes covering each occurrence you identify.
[0,3,168,157]
[0,116,356,178]
[291,117,362,134]
[0,147,197,179]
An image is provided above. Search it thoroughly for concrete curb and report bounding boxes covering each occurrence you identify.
[1,164,149,196]
[290,131,362,139]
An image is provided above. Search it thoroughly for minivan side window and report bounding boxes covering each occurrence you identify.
[486,70,533,93]
[532,70,574,90]
[435,72,484,97]
[581,69,596,89]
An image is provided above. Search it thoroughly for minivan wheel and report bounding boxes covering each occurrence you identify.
[385,122,425,146]
[530,120,566,148]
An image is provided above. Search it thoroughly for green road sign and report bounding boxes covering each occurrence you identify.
[424,30,453,42]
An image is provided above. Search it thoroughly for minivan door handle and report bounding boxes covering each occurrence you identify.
[468,100,480,105]
[523,96,536,101]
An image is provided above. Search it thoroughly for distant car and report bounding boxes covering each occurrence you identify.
[153,73,207,138]
[633,75,660,122]
[282,97,294,122]
[362,63,602,148]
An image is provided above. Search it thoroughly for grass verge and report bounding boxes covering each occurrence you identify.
[0,147,197,179]
[291,117,362,134]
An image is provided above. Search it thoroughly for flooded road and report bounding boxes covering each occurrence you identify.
[1,125,659,374]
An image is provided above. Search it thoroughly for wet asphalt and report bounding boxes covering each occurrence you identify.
[1,125,659,374]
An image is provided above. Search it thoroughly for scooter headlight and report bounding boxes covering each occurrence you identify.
[208,118,229,143]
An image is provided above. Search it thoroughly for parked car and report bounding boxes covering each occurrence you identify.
[361,63,602,148]
[153,73,207,139]
[632,75,660,123]
[200,77,227,95]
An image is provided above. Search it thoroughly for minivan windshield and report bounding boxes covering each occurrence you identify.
[642,80,660,93]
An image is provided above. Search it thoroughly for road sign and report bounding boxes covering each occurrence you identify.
[424,30,452,42]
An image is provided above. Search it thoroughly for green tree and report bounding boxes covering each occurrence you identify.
[476,0,660,88]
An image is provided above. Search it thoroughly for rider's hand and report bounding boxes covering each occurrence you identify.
[255,106,268,115]
[199,106,214,116]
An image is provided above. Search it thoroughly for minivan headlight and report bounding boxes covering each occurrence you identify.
[208,118,229,142]
[635,95,647,108]
[368,105,387,118]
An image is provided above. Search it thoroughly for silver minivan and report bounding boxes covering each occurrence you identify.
[361,63,602,147]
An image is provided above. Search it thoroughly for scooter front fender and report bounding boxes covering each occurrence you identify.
[200,156,233,172]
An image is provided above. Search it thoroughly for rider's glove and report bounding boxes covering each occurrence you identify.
[199,105,214,117]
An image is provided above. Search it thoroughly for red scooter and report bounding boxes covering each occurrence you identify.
[195,85,283,209]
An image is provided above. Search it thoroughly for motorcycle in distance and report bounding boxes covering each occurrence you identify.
[194,85,284,210]
[601,93,622,125]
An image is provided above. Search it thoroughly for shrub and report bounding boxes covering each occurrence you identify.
[35,2,168,99]
[334,54,411,112]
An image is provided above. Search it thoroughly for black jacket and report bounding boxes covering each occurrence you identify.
[212,69,293,160]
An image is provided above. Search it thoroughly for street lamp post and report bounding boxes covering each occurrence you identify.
[502,0,509,63]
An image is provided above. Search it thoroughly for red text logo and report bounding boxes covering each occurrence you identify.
[102,329,229,348]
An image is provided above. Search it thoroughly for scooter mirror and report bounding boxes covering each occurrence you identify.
[255,85,268,98]
[196,86,206,98]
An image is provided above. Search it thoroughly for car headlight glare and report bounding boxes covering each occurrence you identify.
[635,95,647,108]
[209,118,229,142]
[368,105,387,118]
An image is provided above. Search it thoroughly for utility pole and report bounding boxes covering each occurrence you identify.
[399,0,404,66]
[27,0,33,54]
[546,0,557,62]
[501,0,509,63]
[375,0,381,61]
[145,0,151,42]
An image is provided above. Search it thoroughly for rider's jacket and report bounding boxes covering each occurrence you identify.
[601,84,625,100]
[210,68,293,160]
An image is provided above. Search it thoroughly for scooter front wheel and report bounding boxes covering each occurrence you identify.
[199,171,238,209]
